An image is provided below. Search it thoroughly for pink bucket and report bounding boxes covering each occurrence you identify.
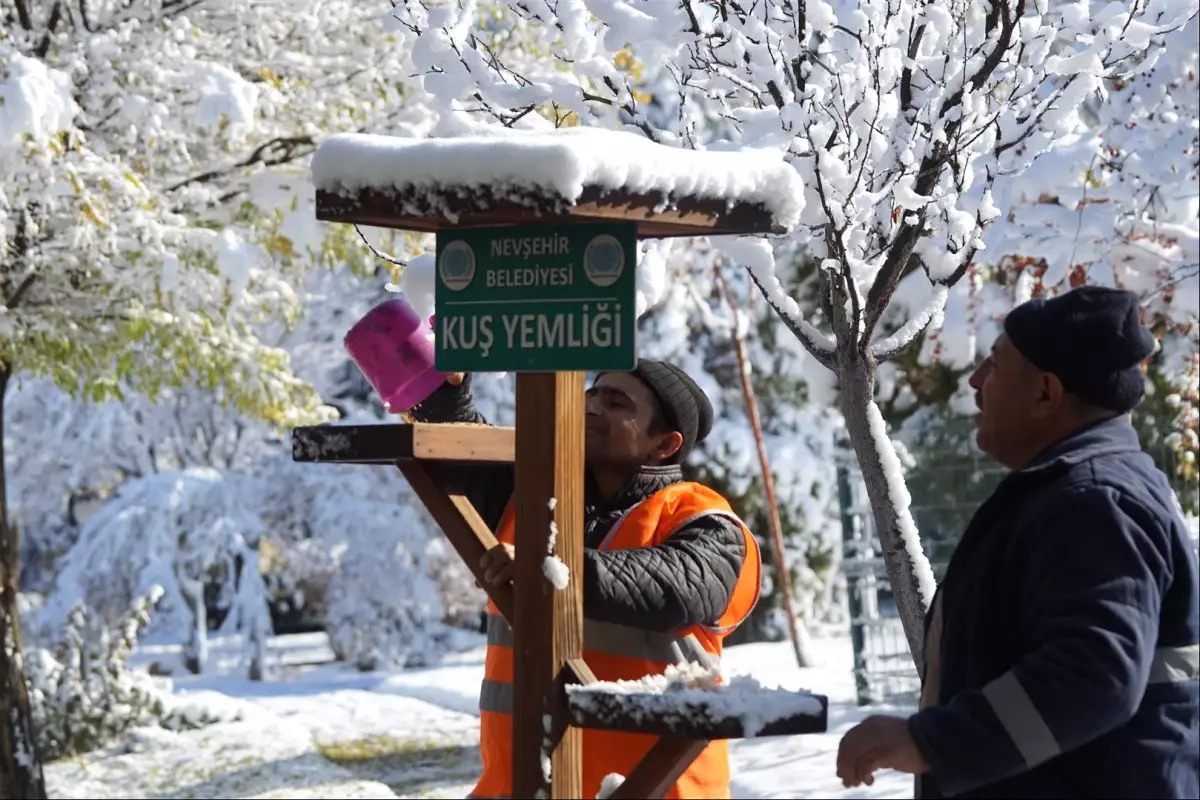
[344,298,446,414]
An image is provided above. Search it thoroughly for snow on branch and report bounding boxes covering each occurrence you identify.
[870,284,949,362]
[863,401,938,609]
[712,235,837,368]
[683,0,1195,351]
[388,0,1196,371]
[979,13,1199,325]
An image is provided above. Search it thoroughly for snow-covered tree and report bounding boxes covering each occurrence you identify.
[13,260,499,682]
[389,0,1199,672]
[1,1,457,788]
[5,263,386,593]
[876,12,1198,509]
[976,12,1199,474]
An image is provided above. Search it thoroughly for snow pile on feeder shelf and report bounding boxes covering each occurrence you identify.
[597,773,626,799]
[565,660,824,738]
[310,127,804,232]
[544,496,569,590]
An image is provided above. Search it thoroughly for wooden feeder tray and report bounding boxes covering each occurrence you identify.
[564,688,829,740]
[292,422,514,465]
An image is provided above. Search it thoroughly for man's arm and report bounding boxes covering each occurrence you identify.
[406,375,514,532]
[906,488,1169,796]
[580,514,751,631]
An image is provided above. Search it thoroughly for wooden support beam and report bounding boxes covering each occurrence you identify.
[396,461,514,622]
[512,372,585,799]
[606,738,709,800]
[565,689,829,740]
[292,423,514,464]
[544,658,598,753]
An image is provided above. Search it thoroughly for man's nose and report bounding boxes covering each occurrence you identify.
[968,362,988,390]
[585,393,602,416]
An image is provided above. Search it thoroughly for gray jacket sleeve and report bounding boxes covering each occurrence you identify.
[581,513,753,631]
[406,376,514,532]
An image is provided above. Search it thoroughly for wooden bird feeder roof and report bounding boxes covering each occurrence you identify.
[309,129,803,239]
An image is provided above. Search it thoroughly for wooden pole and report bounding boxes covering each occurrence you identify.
[714,270,812,669]
[513,372,585,798]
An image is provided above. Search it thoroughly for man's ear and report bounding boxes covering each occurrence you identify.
[652,430,685,462]
[1031,371,1067,419]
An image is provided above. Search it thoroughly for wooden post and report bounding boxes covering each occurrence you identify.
[513,372,585,798]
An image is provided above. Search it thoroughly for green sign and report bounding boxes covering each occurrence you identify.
[433,221,637,373]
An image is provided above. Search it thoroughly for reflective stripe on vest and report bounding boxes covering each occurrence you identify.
[480,616,717,713]
[487,614,713,664]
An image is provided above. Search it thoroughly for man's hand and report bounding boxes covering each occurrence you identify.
[836,714,931,788]
[476,543,516,588]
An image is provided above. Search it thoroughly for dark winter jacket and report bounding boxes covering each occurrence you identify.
[407,377,749,632]
[909,416,1200,799]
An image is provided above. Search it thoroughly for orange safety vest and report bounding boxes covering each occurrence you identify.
[471,482,763,800]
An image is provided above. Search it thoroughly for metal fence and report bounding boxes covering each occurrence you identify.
[836,420,1197,709]
[836,428,1015,707]
[837,454,923,708]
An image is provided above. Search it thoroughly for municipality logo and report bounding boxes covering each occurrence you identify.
[438,240,476,291]
[583,234,625,288]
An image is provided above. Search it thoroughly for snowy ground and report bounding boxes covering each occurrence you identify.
[46,631,915,799]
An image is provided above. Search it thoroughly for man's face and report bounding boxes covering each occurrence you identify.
[584,373,682,469]
[968,333,1047,468]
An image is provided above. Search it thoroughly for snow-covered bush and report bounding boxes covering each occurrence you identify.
[38,468,272,677]
[320,496,451,671]
[26,587,219,761]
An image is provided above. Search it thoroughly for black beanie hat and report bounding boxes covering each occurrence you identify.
[1003,285,1156,413]
[604,358,714,463]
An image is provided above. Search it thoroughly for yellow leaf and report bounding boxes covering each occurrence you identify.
[81,202,105,227]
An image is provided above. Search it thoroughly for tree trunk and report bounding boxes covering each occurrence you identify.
[247,593,266,682]
[179,575,208,675]
[836,352,934,675]
[247,622,265,682]
[240,550,267,682]
[0,365,48,799]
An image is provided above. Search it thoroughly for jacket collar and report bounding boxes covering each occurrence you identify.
[1015,414,1143,479]
[586,464,683,513]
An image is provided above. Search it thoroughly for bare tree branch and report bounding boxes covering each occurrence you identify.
[35,0,64,59]
[6,275,37,311]
[860,0,1023,350]
[353,225,407,268]
[167,135,315,193]
[11,0,32,30]
[744,267,837,370]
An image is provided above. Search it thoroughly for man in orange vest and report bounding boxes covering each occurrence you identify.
[409,359,763,800]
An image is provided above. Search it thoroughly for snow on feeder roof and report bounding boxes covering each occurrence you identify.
[309,128,803,238]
